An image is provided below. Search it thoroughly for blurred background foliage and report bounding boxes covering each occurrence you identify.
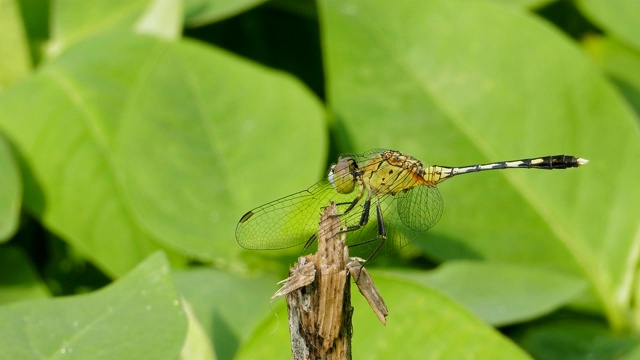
[0,0,639,358]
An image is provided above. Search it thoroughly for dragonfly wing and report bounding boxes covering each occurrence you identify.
[396,185,443,231]
[235,180,355,250]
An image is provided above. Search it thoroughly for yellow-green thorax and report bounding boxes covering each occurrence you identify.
[361,150,431,196]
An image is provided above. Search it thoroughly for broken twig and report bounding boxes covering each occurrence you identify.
[272,202,388,359]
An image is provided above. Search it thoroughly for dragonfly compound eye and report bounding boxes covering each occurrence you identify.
[328,157,356,194]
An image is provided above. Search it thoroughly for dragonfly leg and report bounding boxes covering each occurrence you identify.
[347,197,386,245]
[303,233,317,250]
[349,198,387,281]
[343,196,371,232]
[306,186,370,252]
[311,197,371,251]
[307,194,370,251]
[365,200,387,262]
[317,197,372,251]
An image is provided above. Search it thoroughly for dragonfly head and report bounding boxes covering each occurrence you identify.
[328,157,357,194]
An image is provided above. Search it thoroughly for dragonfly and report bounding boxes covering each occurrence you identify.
[236,149,587,264]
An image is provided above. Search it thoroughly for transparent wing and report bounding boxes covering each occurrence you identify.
[396,185,443,231]
[235,150,392,251]
[235,180,362,250]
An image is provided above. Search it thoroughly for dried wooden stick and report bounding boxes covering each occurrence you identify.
[272,202,388,359]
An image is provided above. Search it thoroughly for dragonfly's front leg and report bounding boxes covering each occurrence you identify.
[347,195,386,244]
[308,193,373,251]
[343,196,371,232]
[306,186,366,250]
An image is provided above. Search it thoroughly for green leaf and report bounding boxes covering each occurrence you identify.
[184,0,268,26]
[0,134,21,241]
[0,0,32,89]
[237,274,532,359]
[583,35,640,119]
[385,262,587,326]
[0,252,187,359]
[577,0,640,52]
[0,30,326,275]
[0,247,50,304]
[174,268,280,359]
[112,38,326,263]
[320,0,640,330]
[0,56,164,276]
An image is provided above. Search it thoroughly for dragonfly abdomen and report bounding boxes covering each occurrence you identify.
[426,154,587,183]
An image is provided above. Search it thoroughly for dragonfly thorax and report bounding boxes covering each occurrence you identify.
[328,157,358,194]
[359,151,428,196]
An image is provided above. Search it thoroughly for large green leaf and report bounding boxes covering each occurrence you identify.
[577,0,640,52]
[0,31,326,276]
[0,51,164,277]
[0,134,21,241]
[112,39,326,261]
[386,262,587,326]
[0,252,187,359]
[320,0,640,329]
[237,273,532,359]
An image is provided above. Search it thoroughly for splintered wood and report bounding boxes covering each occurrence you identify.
[272,202,388,360]
[347,258,388,325]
